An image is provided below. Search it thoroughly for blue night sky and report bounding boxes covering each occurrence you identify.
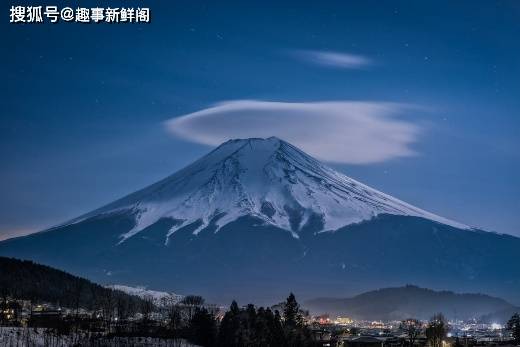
[1,0,519,240]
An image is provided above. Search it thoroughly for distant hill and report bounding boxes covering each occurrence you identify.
[305,285,514,321]
[0,256,143,309]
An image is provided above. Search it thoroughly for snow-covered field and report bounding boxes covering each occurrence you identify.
[0,327,199,347]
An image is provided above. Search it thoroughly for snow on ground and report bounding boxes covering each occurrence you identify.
[0,327,199,347]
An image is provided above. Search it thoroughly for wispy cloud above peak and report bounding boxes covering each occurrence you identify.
[292,49,373,69]
[165,100,421,164]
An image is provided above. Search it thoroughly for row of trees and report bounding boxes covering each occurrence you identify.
[400,314,448,347]
[186,293,316,347]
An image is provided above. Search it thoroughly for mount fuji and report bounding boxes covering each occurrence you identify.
[1,137,519,304]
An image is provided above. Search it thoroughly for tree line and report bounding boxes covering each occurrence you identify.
[188,293,316,347]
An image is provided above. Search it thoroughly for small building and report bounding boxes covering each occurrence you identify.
[335,316,354,325]
[311,327,336,346]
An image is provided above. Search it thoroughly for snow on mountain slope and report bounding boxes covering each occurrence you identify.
[108,285,183,306]
[70,137,470,243]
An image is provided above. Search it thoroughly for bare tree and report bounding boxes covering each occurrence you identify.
[401,318,422,347]
[140,295,155,324]
[101,289,115,333]
[70,280,83,345]
[181,295,204,321]
[115,296,130,333]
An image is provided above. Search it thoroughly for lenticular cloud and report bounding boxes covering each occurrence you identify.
[165,100,421,164]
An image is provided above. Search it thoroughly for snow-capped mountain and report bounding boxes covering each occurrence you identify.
[1,137,519,305]
[70,137,468,243]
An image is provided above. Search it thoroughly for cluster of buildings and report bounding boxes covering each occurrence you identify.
[1,299,72,328]
[1,296,219,329]
[307,315,517,347]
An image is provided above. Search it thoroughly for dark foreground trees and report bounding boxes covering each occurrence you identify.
[217,301,285,346]
[188,308,218,346]
[425,313,448,347]
[212,292,314,347]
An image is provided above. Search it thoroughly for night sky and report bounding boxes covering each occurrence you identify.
[2,0,519,240]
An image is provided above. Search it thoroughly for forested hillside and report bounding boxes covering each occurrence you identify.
[0,256,143,309]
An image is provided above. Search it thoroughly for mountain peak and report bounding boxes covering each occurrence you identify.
[70,137,469,243]
[221,136,283,144]
[211,136,286,158]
